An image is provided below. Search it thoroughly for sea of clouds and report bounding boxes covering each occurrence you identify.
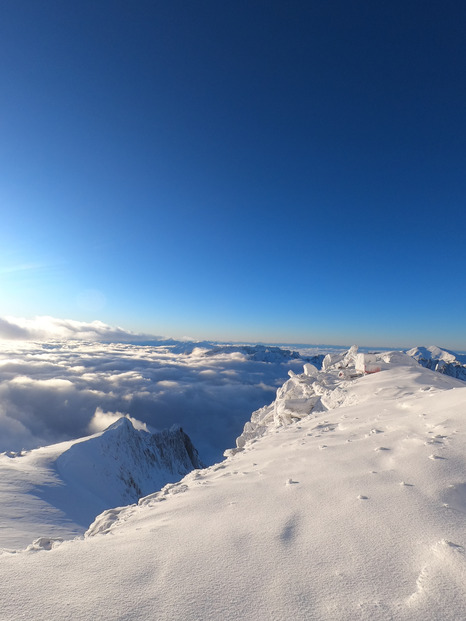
[0,316,332,464]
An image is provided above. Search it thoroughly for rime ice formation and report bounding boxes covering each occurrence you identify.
[233,346,421,451]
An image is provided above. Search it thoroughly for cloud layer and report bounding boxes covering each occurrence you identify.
[0,316,158,342]
[0,337,313,463]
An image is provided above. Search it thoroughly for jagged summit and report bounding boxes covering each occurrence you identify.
[0,416,203,548]
[105,416,135,431]
[58,416,203,509]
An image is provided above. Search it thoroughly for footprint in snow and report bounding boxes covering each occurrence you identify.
[442,540,464,552]
[166,484,189,495]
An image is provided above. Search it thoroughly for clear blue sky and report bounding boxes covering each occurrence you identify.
[1,1,465,349]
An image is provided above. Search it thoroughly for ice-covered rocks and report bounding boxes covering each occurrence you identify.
[231,346,431,451]
[233,348,365,450]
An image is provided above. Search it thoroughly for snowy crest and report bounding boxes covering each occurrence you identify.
[406,346,466,381]
[0,417,203,549]
[232,346,422,451]
[57,417,204,509]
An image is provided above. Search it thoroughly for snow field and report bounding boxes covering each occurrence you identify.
[0,363,465,620]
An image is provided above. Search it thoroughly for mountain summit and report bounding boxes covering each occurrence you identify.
[0,417,202,548]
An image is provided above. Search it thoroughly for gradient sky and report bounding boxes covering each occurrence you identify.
[1,1,465,348]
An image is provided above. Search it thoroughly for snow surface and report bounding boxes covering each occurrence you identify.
[1,350,466,619]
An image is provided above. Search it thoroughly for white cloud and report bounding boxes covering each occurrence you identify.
[0,327,312,463]
[0,317,31,340]
[156,380,180,388]
[88,407,148,434]
[0,315,159,342]
[10,377,74,390]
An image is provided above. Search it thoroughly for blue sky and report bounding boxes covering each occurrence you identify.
[1,1,465,349]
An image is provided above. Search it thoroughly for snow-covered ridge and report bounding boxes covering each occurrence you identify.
[0,417,203,549]
[231,345,466,451]
[407,345,466,381]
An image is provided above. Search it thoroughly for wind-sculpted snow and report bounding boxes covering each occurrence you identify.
[233,345,361,449]
[232,346,442,451]
[407,345,466,381]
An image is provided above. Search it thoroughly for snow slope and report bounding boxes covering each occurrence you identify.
[0,418,202,549]
[1,352,466,620]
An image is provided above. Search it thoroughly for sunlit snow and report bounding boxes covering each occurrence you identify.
[1,347,466,619]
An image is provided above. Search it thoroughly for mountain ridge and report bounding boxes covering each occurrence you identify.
[0,417,203,549]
